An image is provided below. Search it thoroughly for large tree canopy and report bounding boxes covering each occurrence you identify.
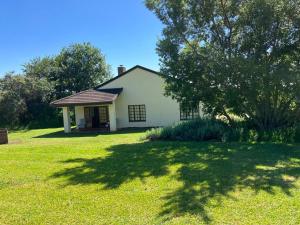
[23,56,57,80]
[146,0,300,130]
[54,43,112,98]
[23,43,112,98]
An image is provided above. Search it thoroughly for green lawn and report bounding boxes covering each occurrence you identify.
[0,128,300,224]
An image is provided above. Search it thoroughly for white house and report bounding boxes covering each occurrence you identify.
[51,65,202,133]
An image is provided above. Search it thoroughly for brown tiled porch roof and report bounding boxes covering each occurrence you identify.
[51,88,123,107]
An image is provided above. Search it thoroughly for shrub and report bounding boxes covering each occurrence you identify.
[143,118,228,142]
[144,119,300,143]
[143,128,163,141]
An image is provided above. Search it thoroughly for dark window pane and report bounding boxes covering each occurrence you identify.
[180,103,199,120]
[128,105,146,122]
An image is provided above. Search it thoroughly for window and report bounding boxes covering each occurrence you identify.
[180,104,199,120]
[99,106,109,124]
[128,105,146,122]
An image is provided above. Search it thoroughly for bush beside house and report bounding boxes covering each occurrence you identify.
[144,118,300,143]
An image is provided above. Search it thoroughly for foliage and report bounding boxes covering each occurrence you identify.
[1,128,300,224]
[144,118,228,141]
[0,72,61,128]
[23,56,58,80]
[0,73,27,126]
[53,43,112,98]
[144,118,300,143]
[146,0,300,130]
[223,125,299,143]
[23,43,112,98]
[0,42,111,128]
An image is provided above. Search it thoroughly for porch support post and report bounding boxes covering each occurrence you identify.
[62,107,71,133]
[109,101,117,132]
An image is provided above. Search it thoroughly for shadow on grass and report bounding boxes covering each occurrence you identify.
[51,141,300,223]
[34,128,149,138]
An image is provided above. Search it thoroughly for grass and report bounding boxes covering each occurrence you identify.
[0,128,300,224]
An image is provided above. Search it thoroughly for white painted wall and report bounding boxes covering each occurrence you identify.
[97,68,183,129]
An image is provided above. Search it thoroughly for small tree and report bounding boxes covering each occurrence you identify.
[146,0,300,130]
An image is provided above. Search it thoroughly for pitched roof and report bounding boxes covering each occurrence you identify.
[51,65,159,107]
[51,88,123,107]
[95,65,162,89]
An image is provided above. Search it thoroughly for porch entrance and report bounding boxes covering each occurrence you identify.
[84,106,109,129]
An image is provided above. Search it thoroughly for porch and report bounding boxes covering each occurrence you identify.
[51,88,123,133]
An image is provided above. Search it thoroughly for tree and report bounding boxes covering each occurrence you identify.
[22,57,58,101]
[0,72,59,128]
[54,43,112,98]
[23,57,58,80]
[0,73,27,126]
[23,43,112,99]
[0,43,111,128]
[146,0,300,130]
[23,43,111,98]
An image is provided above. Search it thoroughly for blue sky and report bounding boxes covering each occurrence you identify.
[0,0,163,76]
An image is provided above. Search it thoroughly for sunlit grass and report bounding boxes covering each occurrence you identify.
[0,128,300,224]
